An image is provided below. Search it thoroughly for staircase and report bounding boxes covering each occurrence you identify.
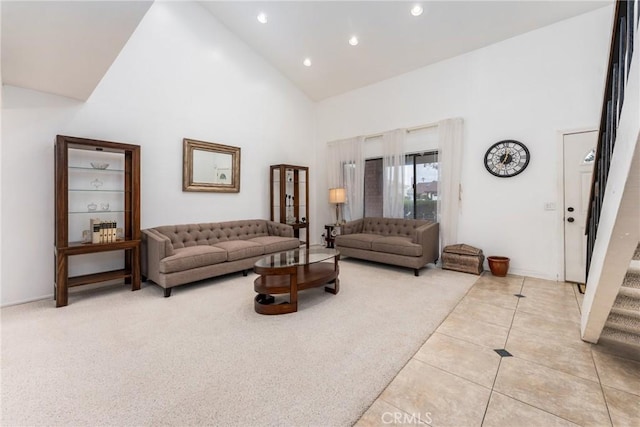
[599,245,640,355]
[581,0,640,345]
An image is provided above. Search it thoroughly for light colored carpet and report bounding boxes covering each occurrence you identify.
[1,259,479,426]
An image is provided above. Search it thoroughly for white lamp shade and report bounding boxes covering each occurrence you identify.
[329,187,346,204]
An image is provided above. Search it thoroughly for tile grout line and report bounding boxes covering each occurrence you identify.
[572,281,584,315]
[591,348,617,427]
[479,275,526,426]
[410,356,494,391]
[488,390,585,427]
[433,329,507,352]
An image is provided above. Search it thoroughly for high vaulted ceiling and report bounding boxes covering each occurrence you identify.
[1,1,153,101]
[1,1,612,102]
[203,1,612,100]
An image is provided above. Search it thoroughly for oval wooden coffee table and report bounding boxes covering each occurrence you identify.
[253,247,340,315]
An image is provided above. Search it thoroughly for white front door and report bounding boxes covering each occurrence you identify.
[563,131,597,283]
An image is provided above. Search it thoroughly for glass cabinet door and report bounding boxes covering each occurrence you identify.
[67,149,127,243]
[270,164,309,248]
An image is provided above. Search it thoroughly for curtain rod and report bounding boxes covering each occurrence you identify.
[363,121,439,141]
[327,120,440,145]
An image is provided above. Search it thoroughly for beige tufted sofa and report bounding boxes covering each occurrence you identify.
[142,219,300,296]
[335,217,439,276]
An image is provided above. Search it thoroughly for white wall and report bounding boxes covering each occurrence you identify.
[1,1,315,305]
[315,6,613,280]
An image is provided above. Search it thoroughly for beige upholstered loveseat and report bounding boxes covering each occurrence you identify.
[142,219,299,297]
[335,217,439,276]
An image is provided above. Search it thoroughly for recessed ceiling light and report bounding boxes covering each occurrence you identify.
[257,13,268,24]
[411,5,423,17]
[303,58,312,67]
[349,36,359,46]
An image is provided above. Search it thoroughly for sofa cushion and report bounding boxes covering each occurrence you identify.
[248,236,300,254]
[335,233,384,250]
[362,217,430,238]
[154,220,272,249]
[159,246,227,274]
[213,240,264,261]
[371,236,423,257]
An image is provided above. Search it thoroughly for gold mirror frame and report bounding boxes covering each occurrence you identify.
[183,138,241,192]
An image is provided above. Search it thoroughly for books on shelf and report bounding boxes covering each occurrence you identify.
[90,218,118,243]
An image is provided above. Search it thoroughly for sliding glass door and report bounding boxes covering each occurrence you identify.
[404,152,439,220]
[364,152,438,220]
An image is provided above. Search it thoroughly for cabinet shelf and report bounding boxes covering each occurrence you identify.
[58,239,140,255]
[69,189,128,192]
[69,210,128,214]
[68,239,125,246]
[55,135,141,307]
[68,166,126,173]
[68,269,132,288]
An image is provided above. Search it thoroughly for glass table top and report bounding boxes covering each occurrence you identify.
[254,246,339,269]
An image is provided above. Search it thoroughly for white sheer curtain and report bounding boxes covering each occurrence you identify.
[382,129,406,218]
[437,118,464,249]
[327,136,365,222]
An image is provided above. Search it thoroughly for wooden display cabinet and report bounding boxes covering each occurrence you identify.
[270,164,309,248]
[54,135,141,307]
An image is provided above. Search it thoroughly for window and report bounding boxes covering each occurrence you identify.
[364,151,439,220]
[364,158,384,217]
[405,152,439,220]
[583,148,596,164]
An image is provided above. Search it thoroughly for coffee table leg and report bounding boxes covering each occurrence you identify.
[289,274,298,311]
[325,278,339,294]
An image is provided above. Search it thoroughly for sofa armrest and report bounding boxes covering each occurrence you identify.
[141,229,174,282]
[414,222,440,262]
[266,221,294,237]
[340,219,364,235]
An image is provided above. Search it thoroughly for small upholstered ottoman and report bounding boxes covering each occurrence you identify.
[441,244,484,275]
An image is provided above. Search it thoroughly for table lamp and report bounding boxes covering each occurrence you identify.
[329,187,346,225]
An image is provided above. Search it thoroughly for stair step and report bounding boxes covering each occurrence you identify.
[622,269,640,289]
[600,326,640,347]
[614,287,640,310]
[605,308,640,333]
[596,335,640,362]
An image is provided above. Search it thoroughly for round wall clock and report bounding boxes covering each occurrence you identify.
[484,140,530,178]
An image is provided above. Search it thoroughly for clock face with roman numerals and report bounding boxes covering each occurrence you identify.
[484,140,530,178]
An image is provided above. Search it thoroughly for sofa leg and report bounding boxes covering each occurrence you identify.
[164,288,172,298]
[242,270,248,277]
[414,269,420,277]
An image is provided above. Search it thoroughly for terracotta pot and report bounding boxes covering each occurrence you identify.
[487,256,510,277]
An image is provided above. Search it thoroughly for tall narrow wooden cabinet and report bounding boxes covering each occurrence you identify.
[54,135,141,307]
[270,164,309,248]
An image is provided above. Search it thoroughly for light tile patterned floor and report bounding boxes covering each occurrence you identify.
[356,274,640,427]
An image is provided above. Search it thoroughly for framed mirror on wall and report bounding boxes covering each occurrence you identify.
[183,138,241,192]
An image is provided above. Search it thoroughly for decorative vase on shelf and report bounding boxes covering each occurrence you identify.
[487,256,510,277]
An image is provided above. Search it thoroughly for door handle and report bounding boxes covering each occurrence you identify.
[567,217,575,223]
